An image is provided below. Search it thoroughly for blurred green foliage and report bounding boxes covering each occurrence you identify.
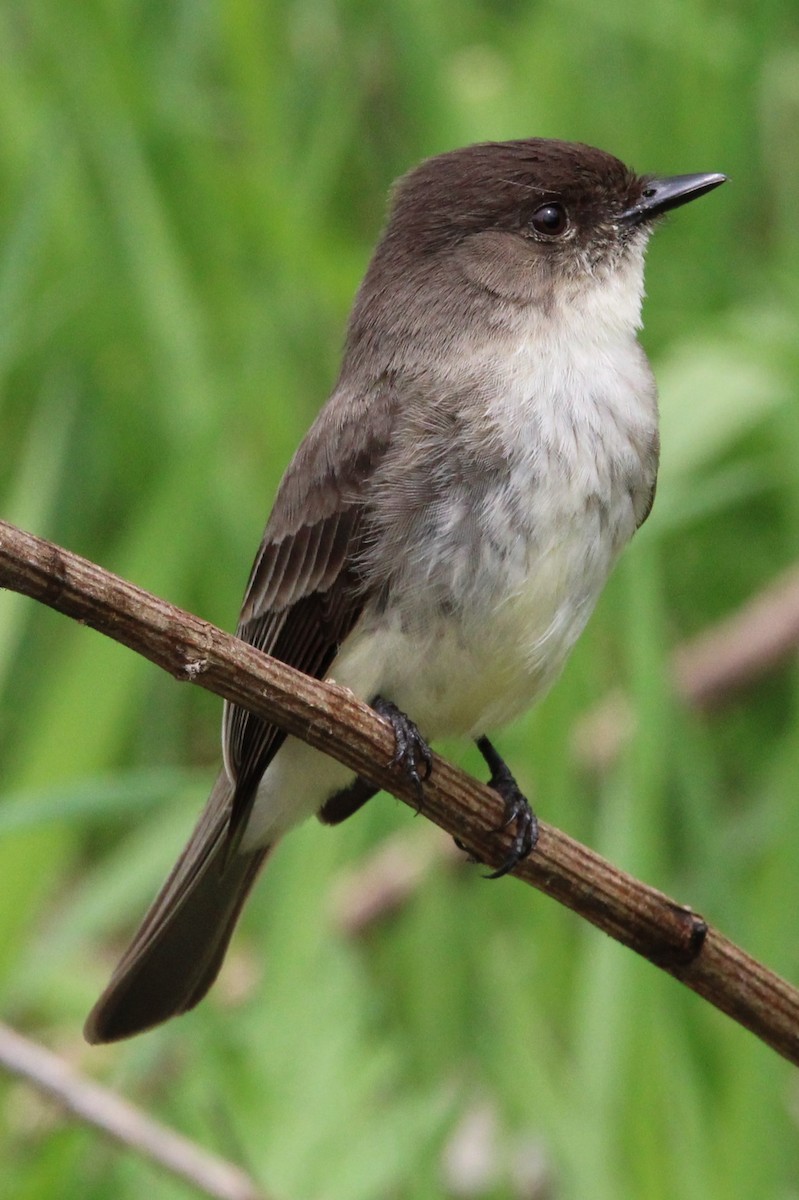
[1,1,799,1197]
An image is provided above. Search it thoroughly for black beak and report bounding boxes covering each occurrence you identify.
[619,172,727,226]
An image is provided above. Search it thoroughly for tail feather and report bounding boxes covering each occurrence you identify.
[84,772,271,1044]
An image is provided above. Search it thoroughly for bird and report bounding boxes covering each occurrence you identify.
[84,138,726,1042]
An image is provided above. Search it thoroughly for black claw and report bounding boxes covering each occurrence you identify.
[475,736,539,878]
[453,836,480,865]
[484,803,538,879]
[372,696,432,808]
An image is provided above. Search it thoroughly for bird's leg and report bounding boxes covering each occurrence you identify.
[475,735,539,878]
[319,698,431,824]
[318,776,379,825]
[372,695,433,809]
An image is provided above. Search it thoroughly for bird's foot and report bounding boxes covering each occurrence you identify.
[372,696,432,809]
[475,736,539,878]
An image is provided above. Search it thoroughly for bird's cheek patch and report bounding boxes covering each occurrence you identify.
[454,231,552,306]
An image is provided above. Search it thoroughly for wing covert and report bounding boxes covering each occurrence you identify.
[220,378,394,846]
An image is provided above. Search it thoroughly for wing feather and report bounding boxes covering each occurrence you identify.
[221,381,394,846]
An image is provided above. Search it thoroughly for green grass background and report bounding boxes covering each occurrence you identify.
[1,1,799,1197]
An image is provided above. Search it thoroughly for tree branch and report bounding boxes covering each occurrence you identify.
[0,518,797,1066]
[0,1022,269,1200]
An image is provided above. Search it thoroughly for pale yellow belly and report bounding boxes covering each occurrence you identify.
[331,536,610,738]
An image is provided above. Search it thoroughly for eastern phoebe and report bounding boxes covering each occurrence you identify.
[85,139,725,1042]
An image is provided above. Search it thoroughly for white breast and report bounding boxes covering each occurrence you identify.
[335,302,657,737]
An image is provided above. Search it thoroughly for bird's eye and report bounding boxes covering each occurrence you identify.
[530,203,568,236]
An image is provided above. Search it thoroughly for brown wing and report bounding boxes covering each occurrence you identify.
[85,381,395,1041]
[222,380,394,848]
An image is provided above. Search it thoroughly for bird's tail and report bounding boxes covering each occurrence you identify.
[84,771,271,1044]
